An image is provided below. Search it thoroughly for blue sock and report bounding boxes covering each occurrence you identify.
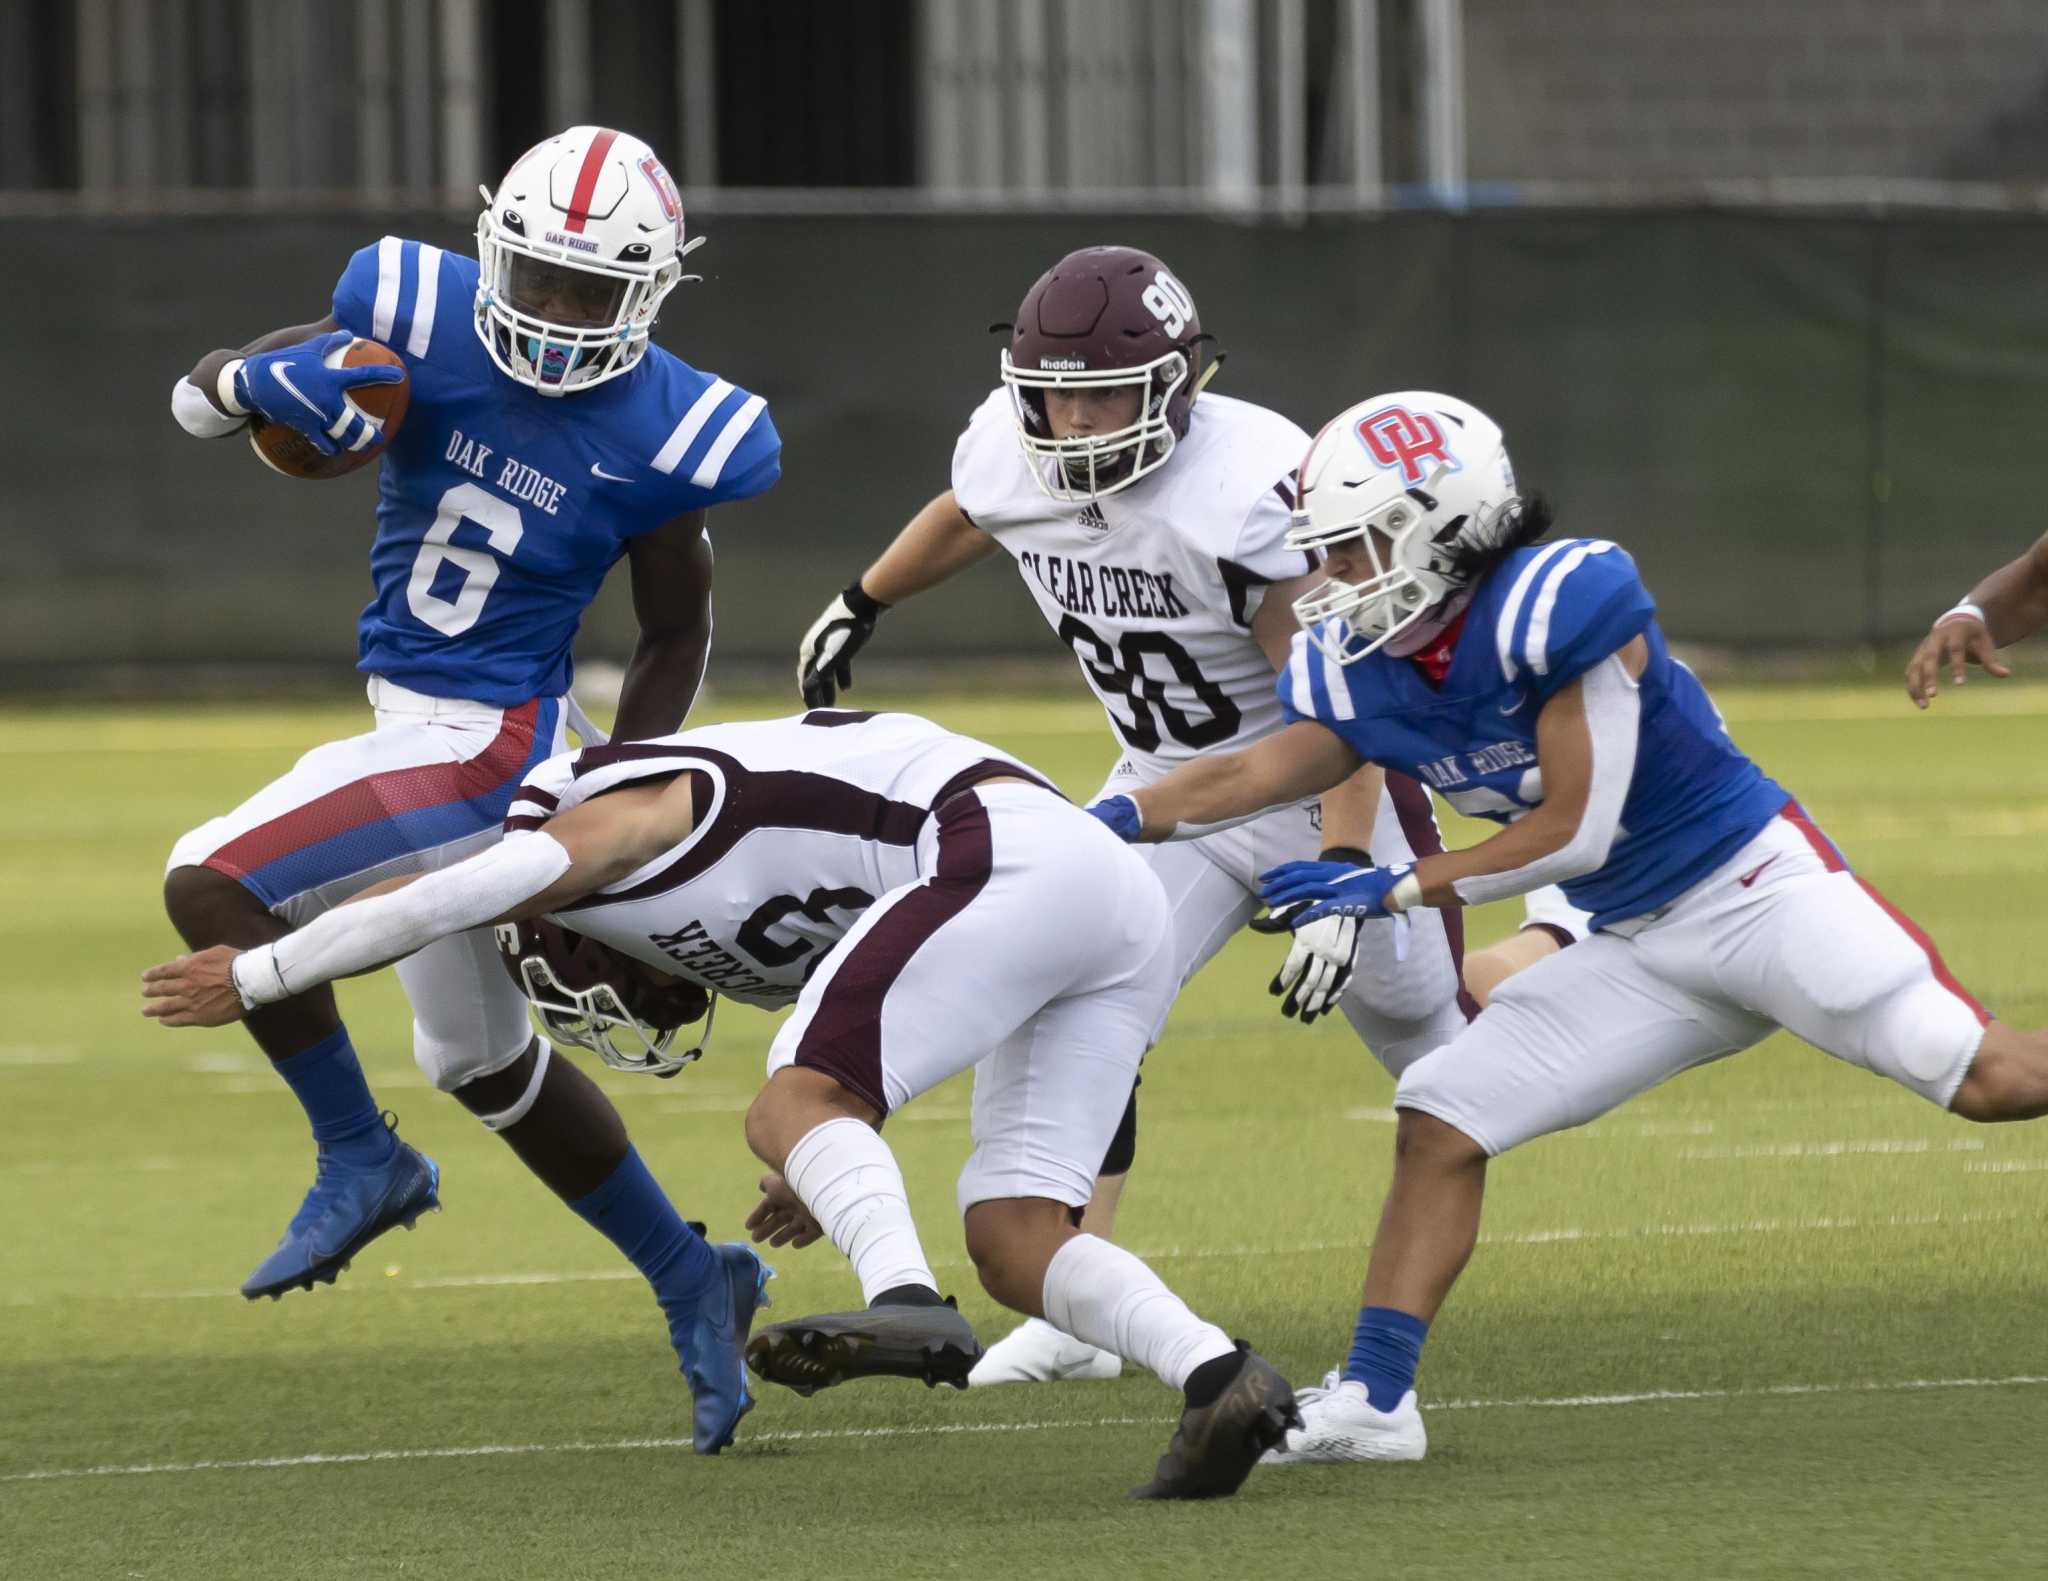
[1343,1305,1430,1411]
[569,1147,719,1322]
[274,1028,393,1166]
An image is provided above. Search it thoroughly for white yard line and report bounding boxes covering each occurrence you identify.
[1677,1138,1986,1160]
[9,1373,2046,1484]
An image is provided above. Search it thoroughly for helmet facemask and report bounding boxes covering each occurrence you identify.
[473,191,694,396]
[1001,349,1190,503]
[494,922,714,1077]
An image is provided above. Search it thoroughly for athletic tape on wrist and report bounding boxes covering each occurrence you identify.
[231,945,290,1007]
[217,360,249,416]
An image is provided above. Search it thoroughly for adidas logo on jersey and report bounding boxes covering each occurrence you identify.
[1075,500,1109,536]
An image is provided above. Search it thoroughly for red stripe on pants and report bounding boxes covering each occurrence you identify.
[207,700,540,879]
[1778,801,1990,1027]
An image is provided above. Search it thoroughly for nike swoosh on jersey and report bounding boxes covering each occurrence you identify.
[1499,695,1527,715]
[1737,856,1779,887]
[590,463,635,483]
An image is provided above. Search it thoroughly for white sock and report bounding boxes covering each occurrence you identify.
[782,1117,937,1306]
[1040,1234,1235,1389]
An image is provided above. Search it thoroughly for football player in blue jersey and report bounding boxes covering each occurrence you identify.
[1084,390,2048,1465]
[157,126,780,1452]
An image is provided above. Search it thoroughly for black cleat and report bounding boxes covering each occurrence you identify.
[1130,1343,1300,1501]
[744,1297,983,1397]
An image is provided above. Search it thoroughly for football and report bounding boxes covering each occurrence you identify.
[247,337,409,480]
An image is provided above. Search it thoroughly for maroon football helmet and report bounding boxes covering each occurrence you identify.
[1000,245,1205,501]
[495,917,713,1076]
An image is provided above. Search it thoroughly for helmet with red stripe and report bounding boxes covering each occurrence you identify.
[474,125,701,395]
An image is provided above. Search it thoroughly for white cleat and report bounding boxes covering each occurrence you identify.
[1259,1370,1427,1464]
[966,1316,1123,1386]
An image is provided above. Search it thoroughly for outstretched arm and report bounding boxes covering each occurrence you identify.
[140,780,697,1026]
[1259,638,1650,924]
[1121,720,1363,840]
[796,490,1000,705]
[1254,572,1385,853]
[1904,532,2048,707]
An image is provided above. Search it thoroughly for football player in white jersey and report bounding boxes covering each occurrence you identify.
[142,708,1302,1499]
[794,245,1472,1384]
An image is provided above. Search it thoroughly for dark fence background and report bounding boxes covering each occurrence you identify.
[7,208,2045,690]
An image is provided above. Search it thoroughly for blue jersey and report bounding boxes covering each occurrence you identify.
[1280,538,1790,931]
[330,236,782,705]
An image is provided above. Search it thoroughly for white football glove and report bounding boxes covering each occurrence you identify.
[1261,907,1361,1024]
[797,582,887,707]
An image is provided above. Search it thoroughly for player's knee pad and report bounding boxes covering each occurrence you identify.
[459,1040,552,1131]
[1854,976,1986,1105]
[413,1022,534,1093]
[1099,1087,1138,1176]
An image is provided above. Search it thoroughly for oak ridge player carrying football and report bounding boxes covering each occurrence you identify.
[157,126,780,1452]
[1087,389,2048,1465]
[143,709,1302,1498]
[794,245,1480,1386]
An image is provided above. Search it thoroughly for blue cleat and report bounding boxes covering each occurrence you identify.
[677,1243,774,1454]
[240,1115,441,1301]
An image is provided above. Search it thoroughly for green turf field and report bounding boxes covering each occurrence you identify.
[5,683,2047,1579]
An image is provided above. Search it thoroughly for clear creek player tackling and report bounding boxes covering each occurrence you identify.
[795,245,1470,1385]
[142,709,1302,1500]
[157,126,779,1452]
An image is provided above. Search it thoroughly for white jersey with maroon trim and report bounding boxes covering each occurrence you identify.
[951,387,1313,782]
[500,710,1039,1009]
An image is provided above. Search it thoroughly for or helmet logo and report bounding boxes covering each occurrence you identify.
[1141,270,1196,338]
[637,154,684,243]
[1355,405,1458,488]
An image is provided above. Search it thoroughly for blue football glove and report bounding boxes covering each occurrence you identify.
[1084,793,1142,843]
[1258,858,1414,924]
[233,330,404,457]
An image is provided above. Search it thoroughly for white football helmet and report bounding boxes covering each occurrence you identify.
[1287,391,1521,663]
[473,125,703,395]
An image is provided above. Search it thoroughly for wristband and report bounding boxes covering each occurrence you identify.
[217,359,250,417]
[1386,872,1424,913]
[230,945,289,1008]
[1934,600,1986,630]
[843,580,889,619]
[1318,846,1372,866]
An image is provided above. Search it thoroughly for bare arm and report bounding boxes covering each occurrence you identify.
[1407,636,1649,907]
[1127,721,1363,841]
[614,512,714,740]
[1254,571,1385,853]
[140,781,697,1025]
[858,490,1001,605]
[1904,532,2048,707]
